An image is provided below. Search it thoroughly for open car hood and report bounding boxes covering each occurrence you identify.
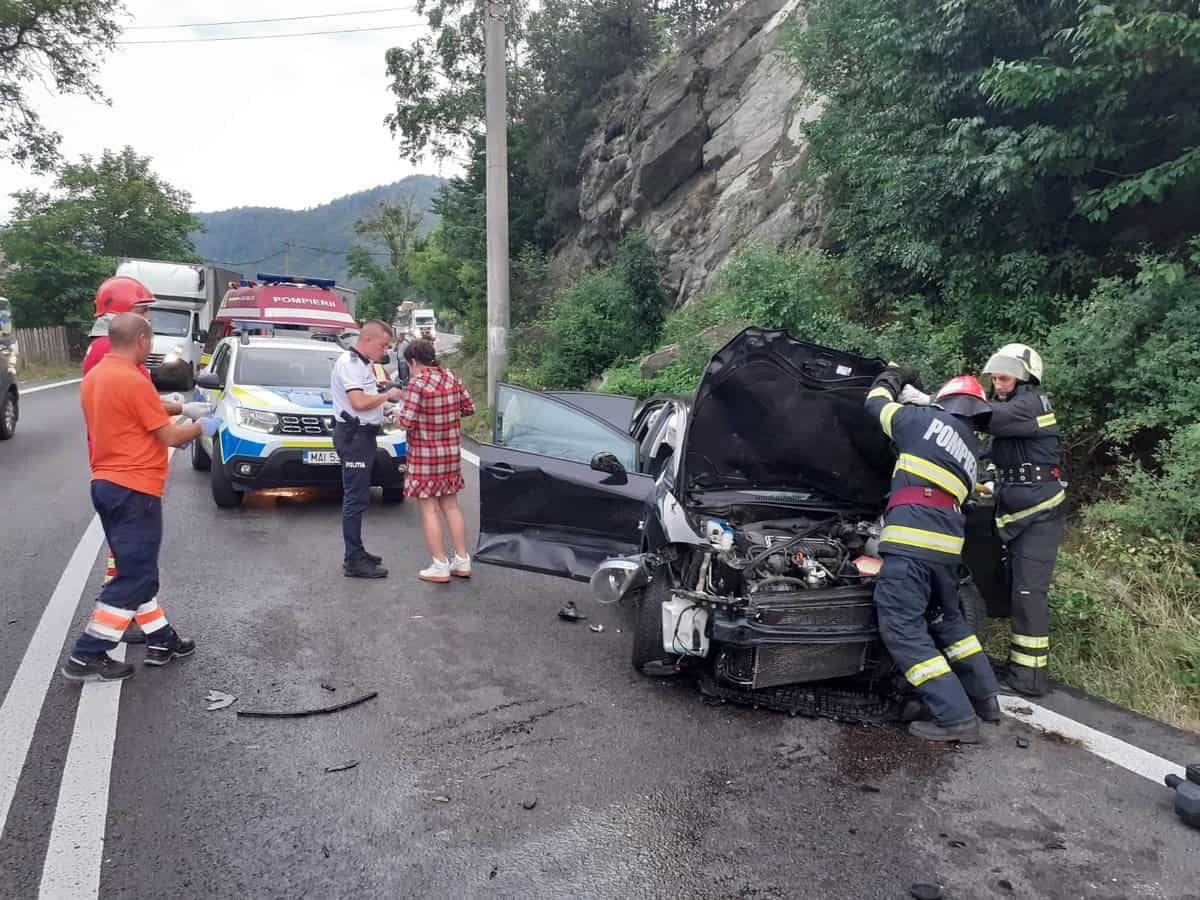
[681,329,896,510]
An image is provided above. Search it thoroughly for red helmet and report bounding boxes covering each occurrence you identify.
[935,375,991,425]
[94,276,154,318]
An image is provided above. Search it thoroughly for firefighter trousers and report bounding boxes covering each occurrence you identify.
[874,554,1000,726]
[1005,513,1065,679]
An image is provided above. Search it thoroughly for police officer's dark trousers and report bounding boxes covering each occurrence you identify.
[73,481,174,657]
[334,421,377,564]
[1006,512,1065,678]
[875,554,999,725]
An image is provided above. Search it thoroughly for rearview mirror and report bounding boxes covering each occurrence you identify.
[195,372,222,390]
[591,451,627,483]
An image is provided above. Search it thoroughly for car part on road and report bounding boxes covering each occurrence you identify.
[521,796,537,810]
[589,624,604,633]
[205,690,237,711]
[911,884,943,900]
[697,672,900,723]
[557,601,586,622]
[1164,765,1200,828]
[236,690,378,719]
[324,760,359,774]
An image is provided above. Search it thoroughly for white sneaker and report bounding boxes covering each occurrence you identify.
[419,558,451,584]
[450,554,471,578]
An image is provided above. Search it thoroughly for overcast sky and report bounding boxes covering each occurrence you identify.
[0,1,452,222]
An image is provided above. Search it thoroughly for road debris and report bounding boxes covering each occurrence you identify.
[324,760,359,774]
[947,839,966,848]
[1043,839,1068,851]
[588,624,604,633]
[558,601,586,622]
[1011,705,1034,716]
[432,795,451,803]
[910,883,943,900]
[322,845,331,859]
[521,796,538,810]
[998,879,1014,892]
[205,690,237,712]
[1016,737,1030,749]
[489,865,498,880]
[320,682,336,692]
[860,784,881,793]
[237,690,378,719]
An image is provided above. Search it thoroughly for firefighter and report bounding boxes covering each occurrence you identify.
[865,367,1002,743]
[982,344,1065,697]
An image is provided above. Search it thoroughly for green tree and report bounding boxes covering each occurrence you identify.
[1,0,125,172]
[0,146,200,327]
[346,197,428,323]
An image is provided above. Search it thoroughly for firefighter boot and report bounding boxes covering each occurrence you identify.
[1003,663,1049,697]
[909,717,982,744]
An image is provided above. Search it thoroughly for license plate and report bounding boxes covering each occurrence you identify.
[303,450,340,465]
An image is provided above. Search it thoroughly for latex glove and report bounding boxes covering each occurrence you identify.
[199,416,223,437]
[181,401,215,420]
[898,385,931,406]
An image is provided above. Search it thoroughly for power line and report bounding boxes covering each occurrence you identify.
[128,6,417,30]
[118,23,427,45]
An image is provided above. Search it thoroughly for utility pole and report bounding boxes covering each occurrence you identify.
[485,0,510,407]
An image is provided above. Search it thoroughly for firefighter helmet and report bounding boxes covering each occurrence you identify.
[983,343,1044,384]
[935,375,992,426]
[93,276,154,318]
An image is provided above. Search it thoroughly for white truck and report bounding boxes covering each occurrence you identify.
[412,308,437,341]
[113,259,242,390]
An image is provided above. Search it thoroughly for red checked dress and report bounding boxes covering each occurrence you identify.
[395,367,475,498]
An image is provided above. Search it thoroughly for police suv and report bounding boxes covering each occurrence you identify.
[192,335,407,508]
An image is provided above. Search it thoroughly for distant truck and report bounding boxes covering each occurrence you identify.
[113,258,243,390]
[412,308,437,341]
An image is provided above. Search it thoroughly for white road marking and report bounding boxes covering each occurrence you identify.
[0,515,105,839]
[38,644,126,899]
[461,447,479,467]
[22,378,83,395]
[1000,694,1186,786]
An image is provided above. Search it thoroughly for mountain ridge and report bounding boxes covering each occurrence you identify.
[191,174,446,286]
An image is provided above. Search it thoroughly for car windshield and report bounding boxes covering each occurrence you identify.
[415,316,433,324]
[234,348,341,389]
[148,308,191,338]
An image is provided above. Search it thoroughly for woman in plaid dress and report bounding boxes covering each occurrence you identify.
[394,340,475,582]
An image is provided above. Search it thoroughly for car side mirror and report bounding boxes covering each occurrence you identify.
[195,372,222,390]
[591,451,628,484]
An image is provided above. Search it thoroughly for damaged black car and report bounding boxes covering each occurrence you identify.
[476,328,1004,721]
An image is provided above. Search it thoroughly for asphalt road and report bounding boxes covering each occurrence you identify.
[2,381,1198,900]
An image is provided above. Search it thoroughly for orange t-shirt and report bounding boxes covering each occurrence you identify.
[82,355,172,497]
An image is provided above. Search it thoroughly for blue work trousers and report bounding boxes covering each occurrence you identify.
[333,423,377,564]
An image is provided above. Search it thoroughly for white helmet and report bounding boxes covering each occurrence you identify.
[983,343,1043,384]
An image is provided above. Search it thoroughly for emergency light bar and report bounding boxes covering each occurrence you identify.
[256,273,338,289]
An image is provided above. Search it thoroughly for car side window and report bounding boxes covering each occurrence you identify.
[496,385,638,471]
[213,345,232,385]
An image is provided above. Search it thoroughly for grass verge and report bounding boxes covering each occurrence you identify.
[442,345,493,444]
[985,525,1200,732]
[17,360,80,384]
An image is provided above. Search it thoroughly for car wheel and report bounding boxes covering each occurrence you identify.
[191,434,211,471]
[0,389,16,440]
[210,434,244,508]
[631,568,672,675]
[381,483,406,504]
[959,577,988,638]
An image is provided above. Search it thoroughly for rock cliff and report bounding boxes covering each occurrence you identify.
[552,0,818,306]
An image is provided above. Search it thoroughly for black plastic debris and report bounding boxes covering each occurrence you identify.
[322,844,331,859]
[432,795,451,803]
[320,682,337,692]
[911,883,943,900]
[324,760,359,774]
[860,784,881,793]
[238,690,377,719]
[948,840,967,848]
[1016,737,1031,749]
[998,879,1014,892]
[521,797,538,811]
[558,602,586,622]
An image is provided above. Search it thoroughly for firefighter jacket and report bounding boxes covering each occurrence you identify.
[984,384,1066,542]
[865,374,979,564]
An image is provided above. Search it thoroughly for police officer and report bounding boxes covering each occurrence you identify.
[331,320,404,578]
[865,367,1002,743]
[982,344,1065,697]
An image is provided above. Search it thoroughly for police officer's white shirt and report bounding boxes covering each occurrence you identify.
[331,348,385,425]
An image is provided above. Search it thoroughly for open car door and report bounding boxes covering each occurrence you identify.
[476,384,656,581]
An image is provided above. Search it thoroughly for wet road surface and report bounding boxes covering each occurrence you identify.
[1,382,1198,899]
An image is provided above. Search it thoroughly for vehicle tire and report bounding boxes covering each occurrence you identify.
[381,483,406,504]
[191,434,211,471]
[959,577,989,638]
[0,389,16,440]
[631,568,672,675]
[210,434,244,509]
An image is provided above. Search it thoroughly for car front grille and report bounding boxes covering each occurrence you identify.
[145,353,165,368]
[276,414,336,436]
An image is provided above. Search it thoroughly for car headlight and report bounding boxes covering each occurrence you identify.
[163,345,186,362]
[236,408,280,432]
